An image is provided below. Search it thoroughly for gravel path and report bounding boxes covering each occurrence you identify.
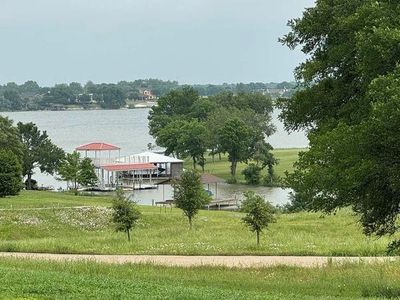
[0,252,397,268]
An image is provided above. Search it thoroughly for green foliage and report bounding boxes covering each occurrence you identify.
[0,150,22,197]
[17,122,65,189]
[280,0,400,250]
[78,158,98,187]
[149,86,276,176]
[173,169,211,229]
[58,152,97,192]
[242,164,262,185]
[112,188,141,241]
[241,191,276,245]
[0,116,23,160]
[218,118,257,177]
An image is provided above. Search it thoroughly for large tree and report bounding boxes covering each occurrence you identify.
[17,122,65,190]
[279,0,400,248]
[218,118,259,179]
[0,150,22,197]
[0,116,23,159]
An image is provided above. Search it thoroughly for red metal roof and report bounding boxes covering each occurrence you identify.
[75,142,120,151]
[100,163,157,172]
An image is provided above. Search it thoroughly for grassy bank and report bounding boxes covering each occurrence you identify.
[0,191,395,256]
[0,258,399,299]
[183,148,305,183]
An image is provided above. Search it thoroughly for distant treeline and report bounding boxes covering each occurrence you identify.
[0,79,297,112]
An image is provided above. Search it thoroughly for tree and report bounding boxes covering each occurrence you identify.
[100,85,126,109]
[58,152,81,192]
[112,188,141,241]
[78,158,98,187]
[17,122,65,190]
[173,169,211,229]
[218,118,257,178]
[0,116,23,159]
[177,120,208,170]
[241,191,276,246]
[242,163,262,185]
[279,0,400,248]
[0,150,22,197]
[58,152,97,193]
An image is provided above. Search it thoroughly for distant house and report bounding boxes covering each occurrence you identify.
[138,89,156,101]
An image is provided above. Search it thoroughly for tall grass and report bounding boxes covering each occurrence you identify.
[0,192,395,256]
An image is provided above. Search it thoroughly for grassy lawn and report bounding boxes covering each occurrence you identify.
[0,258,399,299]
[0,191,395,256]
[183,148,306,183]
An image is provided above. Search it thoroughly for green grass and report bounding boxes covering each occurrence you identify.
[0,190,112,209]
[184,148,305,183]
[0,258,400,299]
[0,191,396,256]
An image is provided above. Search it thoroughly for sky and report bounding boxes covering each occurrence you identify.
[0,0,315,86]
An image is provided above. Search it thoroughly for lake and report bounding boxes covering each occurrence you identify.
[2,108,307,206]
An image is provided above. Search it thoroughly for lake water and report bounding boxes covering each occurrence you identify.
[2,108,307,206]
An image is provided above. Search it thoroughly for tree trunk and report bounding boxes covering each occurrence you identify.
[188,216,192,230]
[127,229,131,241]
[256,231,260,246]
[192,157,197,169]
[218,153,222,161]
[230,160,237,177]
[27,173,32,190]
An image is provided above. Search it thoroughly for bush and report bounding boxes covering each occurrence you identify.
[0,150,22,197]
[242,164,262,185]
[282,192,309,213]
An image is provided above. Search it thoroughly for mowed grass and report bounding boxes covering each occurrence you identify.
[1,258,400,299]
[0,191,395,256]
[183,148,306,183]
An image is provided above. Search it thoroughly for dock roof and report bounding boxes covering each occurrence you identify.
[100,163,157,172]
[76,142,120,151]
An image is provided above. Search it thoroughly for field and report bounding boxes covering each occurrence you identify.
[0,258,399,299]
[0,191,395,256]
[183,148,305,183]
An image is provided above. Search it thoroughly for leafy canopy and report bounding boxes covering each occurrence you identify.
[280,0,400,247]
[17,122,65,189]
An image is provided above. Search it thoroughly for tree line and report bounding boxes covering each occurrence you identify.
[0,79,296,112]
[0,116,97,196]
[148,87,278,184]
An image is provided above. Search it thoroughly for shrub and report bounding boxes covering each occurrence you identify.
[242,163,262,185]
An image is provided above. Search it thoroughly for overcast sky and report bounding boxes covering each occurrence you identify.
[0,0,315,86]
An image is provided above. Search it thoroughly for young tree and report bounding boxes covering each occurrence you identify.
[279,0,400,250]
[112,188,141,241]
[78,158,98,188]
[173,169,211,229]
[17,122,65,189]
[58,152,97,193]
[0,150,22,197]
[58,152,81,192]
[241,191,276,246]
